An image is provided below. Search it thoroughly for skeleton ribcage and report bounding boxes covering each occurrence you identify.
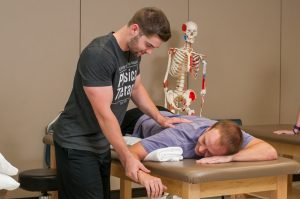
[190,52,201,78]
[169,49,188,77]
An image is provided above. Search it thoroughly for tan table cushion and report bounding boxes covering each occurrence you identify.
[112,151,300,184]
[243,124,300,145]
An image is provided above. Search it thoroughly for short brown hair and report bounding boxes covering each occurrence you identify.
[211,120,243,155]
[128,7,171,42]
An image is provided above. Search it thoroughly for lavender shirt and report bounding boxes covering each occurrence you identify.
[132,111,253,159]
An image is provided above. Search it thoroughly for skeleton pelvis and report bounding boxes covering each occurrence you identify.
[166,89,196,110]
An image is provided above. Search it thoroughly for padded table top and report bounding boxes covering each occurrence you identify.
[242,124,300,145]
[112,152,300,184]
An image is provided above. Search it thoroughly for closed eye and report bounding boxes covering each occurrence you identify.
[145,42,154,48]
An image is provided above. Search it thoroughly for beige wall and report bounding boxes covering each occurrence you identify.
[280,0,300,123]
[189,0,281,124]
[0,0,80,198]
[0,0,299,198]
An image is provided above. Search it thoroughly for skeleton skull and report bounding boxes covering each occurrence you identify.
[182,21,198,43]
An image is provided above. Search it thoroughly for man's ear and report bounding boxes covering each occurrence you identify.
[130,24,140,37]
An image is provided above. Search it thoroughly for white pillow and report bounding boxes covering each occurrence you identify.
[0,153,18,176]
[0,173,20,190]
[123,136,142,146]
[110,136,142,149]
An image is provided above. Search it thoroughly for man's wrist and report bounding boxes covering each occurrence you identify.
[156,114,167,126]
[293,125,300,134]
[228,155,235,162]
[118,149,133,164]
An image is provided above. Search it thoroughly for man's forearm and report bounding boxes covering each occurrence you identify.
[129,142,148,161]
[296,108,300,126]
[97,112,132,162]
[131,76,166,124]
[232,139,277,162]
[83,86,148,182]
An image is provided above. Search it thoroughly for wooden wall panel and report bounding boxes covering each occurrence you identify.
[0,1,80,197]
[188,0,281,125]
[280,0,300,123]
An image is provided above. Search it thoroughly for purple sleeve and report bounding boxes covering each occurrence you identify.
[241,130,254,148]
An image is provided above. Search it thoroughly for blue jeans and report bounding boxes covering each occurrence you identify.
[54,142,111,199]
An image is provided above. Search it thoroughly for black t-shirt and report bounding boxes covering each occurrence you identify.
[53,33,140,154]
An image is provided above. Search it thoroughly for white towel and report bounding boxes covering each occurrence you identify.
[123,136,142,146]
[144,147,183,162]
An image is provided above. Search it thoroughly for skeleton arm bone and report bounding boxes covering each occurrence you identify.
[191,51,206,59]
[164,48,174,107]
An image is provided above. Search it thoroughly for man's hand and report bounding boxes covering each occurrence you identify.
[137,170,167,198]
[273,130,295,135]
[158,117,192,128]
[196,155,233,164]
[122,154,150,182]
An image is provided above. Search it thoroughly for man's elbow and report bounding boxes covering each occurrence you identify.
[266,147,278,160]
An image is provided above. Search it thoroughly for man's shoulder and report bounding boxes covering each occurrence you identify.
[79,34,118,65]
[86,34,114,52]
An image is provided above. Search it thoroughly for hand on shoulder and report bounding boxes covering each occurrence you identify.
[159,116,192,128]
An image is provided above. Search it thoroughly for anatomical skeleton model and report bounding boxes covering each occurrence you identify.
[163,21,207,116]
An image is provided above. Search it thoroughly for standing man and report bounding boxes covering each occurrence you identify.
[53,7,188,199]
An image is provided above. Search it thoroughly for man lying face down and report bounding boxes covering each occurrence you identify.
[120,106,278,198]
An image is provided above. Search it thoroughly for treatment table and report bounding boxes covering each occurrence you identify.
[0,190,7,199]
[111,151,300,199]
[43,133,300,199]
[242,124,300,158]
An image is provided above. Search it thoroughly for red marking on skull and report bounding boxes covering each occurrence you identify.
[182,24,187,32]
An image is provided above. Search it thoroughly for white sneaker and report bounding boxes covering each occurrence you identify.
[0,153,18,176]
[0,173,20,190]
[161,193,182,199]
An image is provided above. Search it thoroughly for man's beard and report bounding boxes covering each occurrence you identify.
[128,34,141,56]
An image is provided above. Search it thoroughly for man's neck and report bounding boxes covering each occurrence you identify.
[113,26,130,51]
